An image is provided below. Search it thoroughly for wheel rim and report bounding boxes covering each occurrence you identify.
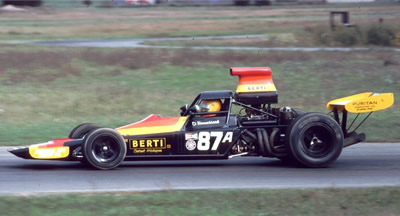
[300,124,334,158]
[91,135,119,163]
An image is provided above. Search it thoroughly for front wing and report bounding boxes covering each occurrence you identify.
[9,138,83,160]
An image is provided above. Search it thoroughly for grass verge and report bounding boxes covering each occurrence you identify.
[1,187,400,216]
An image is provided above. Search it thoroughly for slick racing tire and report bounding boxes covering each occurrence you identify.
[277,108,307,163]
[83,128,127,170]
[69,123,100,139]
[291,108,305,118]
[285,112,343,168]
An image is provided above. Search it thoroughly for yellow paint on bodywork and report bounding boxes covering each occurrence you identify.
[327,92,394,113]
[117,116,188,136]
[29,146,70,159]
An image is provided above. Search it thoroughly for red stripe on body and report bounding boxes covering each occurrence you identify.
[119,115,181,129]
[38,138,72,149]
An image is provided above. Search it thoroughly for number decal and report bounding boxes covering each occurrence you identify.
[194,131,233,151]
[197,132,210,151]
[211,131,223,150]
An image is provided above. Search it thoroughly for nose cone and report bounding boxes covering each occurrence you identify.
[8,146,31,159]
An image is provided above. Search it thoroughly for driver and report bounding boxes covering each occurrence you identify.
[199,100,222,117]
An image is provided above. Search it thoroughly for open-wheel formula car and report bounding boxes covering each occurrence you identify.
[9,67,394,170]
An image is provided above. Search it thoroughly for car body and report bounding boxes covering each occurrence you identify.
[9,67,394,169]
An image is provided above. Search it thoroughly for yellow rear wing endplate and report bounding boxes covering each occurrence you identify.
[327,92,394,113]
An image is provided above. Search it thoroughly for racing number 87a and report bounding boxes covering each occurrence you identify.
[197,131,233,151]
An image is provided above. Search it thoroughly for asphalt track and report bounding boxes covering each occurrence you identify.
[28,35,400,52]
[1,143,399,195]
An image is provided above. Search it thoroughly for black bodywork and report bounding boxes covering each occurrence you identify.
[118,89,291,161]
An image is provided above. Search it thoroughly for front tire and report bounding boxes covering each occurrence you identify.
[83,128,127,170]
[285,113,343,168]
[69,123,100,139]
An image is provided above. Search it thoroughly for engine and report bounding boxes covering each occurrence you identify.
[230,104,302,157]
[229,67,304,158]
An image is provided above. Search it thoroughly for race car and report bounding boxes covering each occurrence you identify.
[8,67,394,170]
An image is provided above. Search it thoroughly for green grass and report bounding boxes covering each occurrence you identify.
[0,45,399,145]
[1,187,400,216]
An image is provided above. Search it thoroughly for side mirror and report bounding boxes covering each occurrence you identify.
[180,104,189,116]
[189,105,200,113]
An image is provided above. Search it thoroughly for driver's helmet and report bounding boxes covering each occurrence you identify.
[199,100,222,117]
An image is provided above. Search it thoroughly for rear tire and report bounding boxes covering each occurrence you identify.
[276,108,306,163]
[285,113,343,168]
[292,108,305,118]
[83,128,127,170]
[69,123,100,139]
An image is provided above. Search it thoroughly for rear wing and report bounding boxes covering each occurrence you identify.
[326,92,394,147]
[327,92,394,113]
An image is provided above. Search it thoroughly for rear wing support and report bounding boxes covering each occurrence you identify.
[331,108,372,137]
[327,92,394,147]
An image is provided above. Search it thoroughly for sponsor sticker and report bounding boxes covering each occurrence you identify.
[192,120,220,127]
[246,85,267,91]
[185,133,198,140]
[129,138,170,154]
[185,139,197,151]
[351,101,378,112]
[29,146,69,159]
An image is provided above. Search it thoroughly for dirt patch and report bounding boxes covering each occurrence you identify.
[0,50,81,84]
[80,48,170,70]
[2,47,399,85]
[79,48,317,69]
[168,49,328,67]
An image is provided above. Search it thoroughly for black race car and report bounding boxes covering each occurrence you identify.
[9,67,394,170]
